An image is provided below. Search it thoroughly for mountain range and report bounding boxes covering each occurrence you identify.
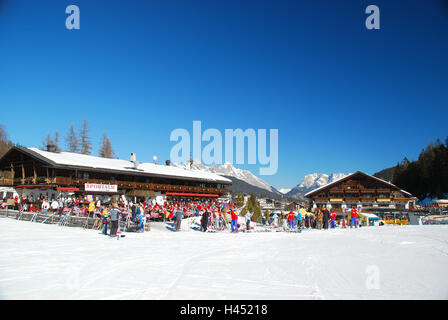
[172,161,284,198]
[284,173,349,200]
[173,161,351,201]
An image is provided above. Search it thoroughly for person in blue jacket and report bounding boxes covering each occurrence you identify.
[135,211,145,233]
[297,210,302,232]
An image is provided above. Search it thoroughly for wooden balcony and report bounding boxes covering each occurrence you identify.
[0,178,13,186]
[10,176,229,195]
[345,197,360,202]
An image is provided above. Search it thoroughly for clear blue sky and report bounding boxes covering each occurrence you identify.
[0,0,447,190]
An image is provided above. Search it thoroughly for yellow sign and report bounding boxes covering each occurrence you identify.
[377,198,391,202]
[330,198,343,202]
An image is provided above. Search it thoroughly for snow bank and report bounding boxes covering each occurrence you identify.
[0,218,447,300]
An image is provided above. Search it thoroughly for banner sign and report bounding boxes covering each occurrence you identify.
[330,198,343,202]
[377,198,391,202]
[84,183,118,193]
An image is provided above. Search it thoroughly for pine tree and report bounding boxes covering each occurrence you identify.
[234,194,245,208]
[264,209,270,223]
[79,120,92,155]
[392,136,448,200]
[65,123,80,153]
[99,133,115,158]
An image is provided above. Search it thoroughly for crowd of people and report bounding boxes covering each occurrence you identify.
[272,205,361,231]
[2,194,363,234]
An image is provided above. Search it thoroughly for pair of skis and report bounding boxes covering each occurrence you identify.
[41,213,56,224]
[58,209,72,227]
[15,209,24,221]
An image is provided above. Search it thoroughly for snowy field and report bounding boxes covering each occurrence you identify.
[0,217,447,300]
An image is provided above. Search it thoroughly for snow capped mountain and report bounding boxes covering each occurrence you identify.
[286,173,349,200]
[173,160,282,196]
[278,188,291,194]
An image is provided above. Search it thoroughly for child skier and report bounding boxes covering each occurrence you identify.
[101,210,109,235]
[245,211,252,232]
[135,210,145,233]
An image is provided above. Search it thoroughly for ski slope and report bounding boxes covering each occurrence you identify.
[0,218,447,300]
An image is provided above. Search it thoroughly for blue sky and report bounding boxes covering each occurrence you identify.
[0,0,447,189]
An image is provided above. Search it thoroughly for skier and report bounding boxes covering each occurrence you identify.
[245,211,252,232]
[88,201,95,218]
[101,210,109,235]
[174,207,183,231]
[287,211,295,232]
[230,209,238,233]
[135,209,145,233]
[297,209,303,232]
[272,212,279,227]
[50,199,59,213]
[41,198,49,215]
[201,210,209,232]
[350,207,359,228]
[322,205,330,229]
[317,209,323,230]
[330,210,337,228]
[109,203,121,237]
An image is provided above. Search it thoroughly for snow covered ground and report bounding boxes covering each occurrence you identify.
[0,217,447,300]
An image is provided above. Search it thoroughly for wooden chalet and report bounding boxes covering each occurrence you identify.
[0,146,231,203]
[305,171,415,214]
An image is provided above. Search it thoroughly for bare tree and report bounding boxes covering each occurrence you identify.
[65,123,80,152]
[99,133,115,159]
[0,124,13,158]
[79,119,92,155]
[54,131,61,151]
[41,131,61,151]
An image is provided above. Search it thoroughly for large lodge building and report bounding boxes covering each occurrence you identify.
[305,171,416,215]
[0,146,232,204]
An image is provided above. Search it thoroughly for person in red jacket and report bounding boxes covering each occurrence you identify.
[350,207,359,228]
[330,210,337,228]
[230,209,238,233]
[288,211,295,231]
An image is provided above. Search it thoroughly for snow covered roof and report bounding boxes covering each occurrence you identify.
[14,147,232,184]
[304,171,412,198]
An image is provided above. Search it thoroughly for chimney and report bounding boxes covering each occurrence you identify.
[165,160,171,166]
[47,144,57,153]
[130,153,136,162]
